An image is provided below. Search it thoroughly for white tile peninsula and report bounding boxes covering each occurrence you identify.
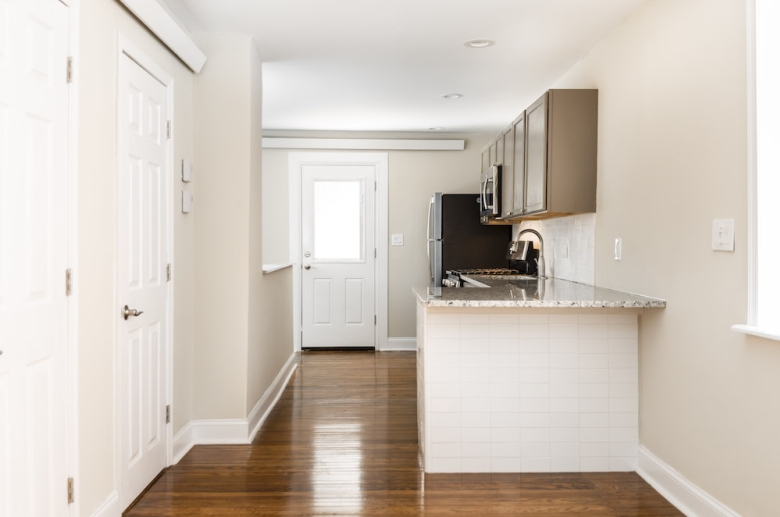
[414,276,665,474]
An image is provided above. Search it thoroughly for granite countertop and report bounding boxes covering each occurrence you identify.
[414,275,666,309]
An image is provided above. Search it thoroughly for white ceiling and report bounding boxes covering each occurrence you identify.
[167,0,647,132]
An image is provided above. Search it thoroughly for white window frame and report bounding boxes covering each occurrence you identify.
[732,0,780,341]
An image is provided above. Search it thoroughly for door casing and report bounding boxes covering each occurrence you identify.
[289,152,388,351]
[114,33,176,504]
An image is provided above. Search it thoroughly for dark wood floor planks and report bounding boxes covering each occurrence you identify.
[125,351,682,516]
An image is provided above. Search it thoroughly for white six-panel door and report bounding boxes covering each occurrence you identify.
[301,165,376,348]
[0,0,70,515]
[117,52,170,510]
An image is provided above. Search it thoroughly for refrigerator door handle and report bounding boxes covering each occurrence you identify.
[427,196,434,242]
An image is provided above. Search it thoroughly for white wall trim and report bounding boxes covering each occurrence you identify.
[172,353,299,464]
[87,491,119,517]
[116,0,206,72]
[247,353,298,441]
[171,419,248,464]
[636,446,741,517]
[731,324,780,342]
[289,152,390,351]
[384,337,417,351]
[171,421,195,464]
[264,137,464,151]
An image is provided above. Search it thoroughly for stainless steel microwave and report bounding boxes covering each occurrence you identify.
[480,165,501,222]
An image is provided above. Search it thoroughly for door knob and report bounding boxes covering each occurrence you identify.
[122,305,144,320]
[304,265,311,270]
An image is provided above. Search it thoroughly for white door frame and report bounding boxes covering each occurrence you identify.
[289,152,388,351]
[63,0,80,515]
[114,33,176,499]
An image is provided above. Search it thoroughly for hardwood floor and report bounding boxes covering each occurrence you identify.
[125,351,681,516]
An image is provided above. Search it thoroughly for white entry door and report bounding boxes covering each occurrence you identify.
[117,52,170,510]
[0,0,70,515]
[301,165,375,348]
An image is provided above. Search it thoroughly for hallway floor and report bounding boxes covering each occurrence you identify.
[125,351,681,516]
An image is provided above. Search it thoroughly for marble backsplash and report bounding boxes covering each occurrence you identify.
[512,214,595,285]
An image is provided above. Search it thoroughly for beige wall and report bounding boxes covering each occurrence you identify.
[192,33,252,420]
[262,132,493,339]
[246,43,295,411]
[553,0,780,514]
[77,0,197,513]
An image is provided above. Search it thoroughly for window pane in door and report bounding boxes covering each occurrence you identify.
[313,180,362,260]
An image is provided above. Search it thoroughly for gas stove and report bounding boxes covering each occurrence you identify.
[443,268,520,288]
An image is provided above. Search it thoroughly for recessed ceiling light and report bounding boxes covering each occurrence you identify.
[429,127,444,131]
[442,93,463,99]
[464,39,495,49]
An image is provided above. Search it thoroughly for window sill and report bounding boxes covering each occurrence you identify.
[731,324,780,342]
[262,263,293,274]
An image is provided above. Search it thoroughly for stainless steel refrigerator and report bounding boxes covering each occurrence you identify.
[427,193,512,287]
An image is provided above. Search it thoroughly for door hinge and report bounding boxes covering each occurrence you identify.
[166,405,171,424]
[374,181,377,191]
[66,57,73,83]
[166,263,172,282]
[65,269,72,296]
[374,315,377,325]
[166,120,172,139]
[67,477,74,504]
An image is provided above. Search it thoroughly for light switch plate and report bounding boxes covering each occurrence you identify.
[391,234,404,246]
[182,159,193,183]
[182,190,193,214]
[712,219,735,251]
[614,238,622,261]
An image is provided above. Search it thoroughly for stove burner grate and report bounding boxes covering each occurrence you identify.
[452,268,519,276]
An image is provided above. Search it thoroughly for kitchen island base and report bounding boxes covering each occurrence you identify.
[417,304,642,474]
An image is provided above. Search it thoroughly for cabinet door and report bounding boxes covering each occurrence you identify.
[525,93,548,214]
[489,141,497,166]
[512,113,526,216]
[481,149,489,173]
[501,128,514,218]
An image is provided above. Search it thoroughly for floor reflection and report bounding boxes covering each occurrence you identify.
[124,351,679,516]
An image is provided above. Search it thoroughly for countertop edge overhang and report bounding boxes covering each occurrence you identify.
[414,276,666,309]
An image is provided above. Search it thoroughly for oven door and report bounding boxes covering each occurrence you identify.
[480,165,501,218]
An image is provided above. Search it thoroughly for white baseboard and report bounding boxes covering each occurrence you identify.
[172,420,194,464]
[172,419,247,464]
[247,353,298,441]
[637,445,741,517]
[384,337,417,351]
[172,352,299,464]
[88,490,119,517]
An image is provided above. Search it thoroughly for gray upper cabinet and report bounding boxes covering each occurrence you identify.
[511,112,526,218]
[481,148,490,173]
[525,94,548,214]
[501,128,515,218]
[481,89,598,221]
